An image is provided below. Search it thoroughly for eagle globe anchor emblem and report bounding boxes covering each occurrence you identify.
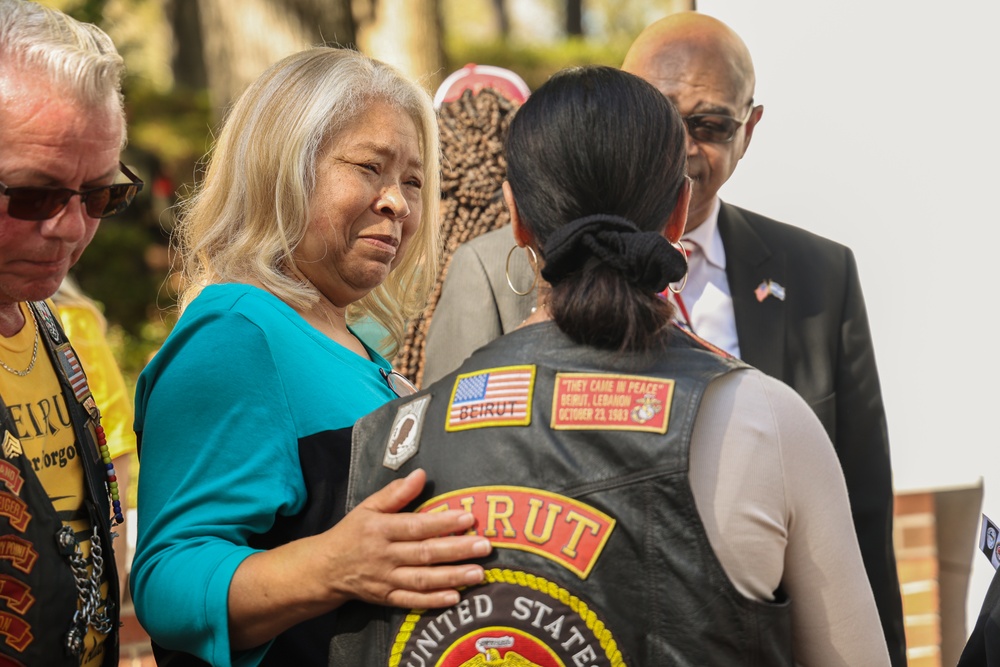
[629,392,663,424]
[459,636,542,666]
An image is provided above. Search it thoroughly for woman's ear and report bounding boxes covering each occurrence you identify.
[663,176,692,243]
[503,180,534,248]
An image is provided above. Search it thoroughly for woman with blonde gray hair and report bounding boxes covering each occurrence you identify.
[130,47,491,667]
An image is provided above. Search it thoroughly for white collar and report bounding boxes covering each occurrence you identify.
[682,197,726,270]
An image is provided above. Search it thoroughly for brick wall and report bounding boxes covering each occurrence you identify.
[896,492,942,666]
[119,601,154,666]
[894,483,983,667]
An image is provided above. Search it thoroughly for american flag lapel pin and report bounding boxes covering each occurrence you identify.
[754,279,786,303]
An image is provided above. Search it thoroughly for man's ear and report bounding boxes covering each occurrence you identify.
[739,104,764,159]
[503,180,534,248]
[664,177,692,243]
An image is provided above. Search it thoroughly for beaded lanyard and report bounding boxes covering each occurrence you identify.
[28,300,123,657]
[29,301,123,524]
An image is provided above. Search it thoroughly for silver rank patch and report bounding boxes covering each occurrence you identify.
[383,395,431,470]
[2,431,22,459]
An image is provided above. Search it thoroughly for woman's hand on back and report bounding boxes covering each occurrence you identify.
[322,467,491,608]
[227,468,491,650]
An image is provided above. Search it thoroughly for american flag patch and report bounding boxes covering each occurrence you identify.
[57,346,91,403]
[446,365,534,431]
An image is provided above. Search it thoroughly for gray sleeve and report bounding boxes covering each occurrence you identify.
[422,242,506,385]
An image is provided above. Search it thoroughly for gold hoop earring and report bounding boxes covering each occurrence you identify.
[506,244,539,296]
[668,241,688,294]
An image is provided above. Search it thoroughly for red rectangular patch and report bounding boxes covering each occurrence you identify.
[550,372,673,433]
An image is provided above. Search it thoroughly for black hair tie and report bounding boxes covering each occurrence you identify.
[541,214,687,292]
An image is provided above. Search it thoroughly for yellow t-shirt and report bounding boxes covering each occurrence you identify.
[0,302,109,667]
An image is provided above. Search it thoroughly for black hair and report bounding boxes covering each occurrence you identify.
[504,65,688,351]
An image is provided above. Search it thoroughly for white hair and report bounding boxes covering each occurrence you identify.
[0,0,125,121]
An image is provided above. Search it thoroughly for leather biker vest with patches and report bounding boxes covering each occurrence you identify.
[0,301,120,667]
[332,322,793,667]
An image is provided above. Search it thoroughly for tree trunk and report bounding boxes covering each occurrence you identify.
[196,0,355,122]
[353,0,446,91]
[565,0,583,36]
[166,0,207,90]
[492,0,509,39]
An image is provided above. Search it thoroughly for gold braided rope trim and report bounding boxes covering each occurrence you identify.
[388,568,626,666]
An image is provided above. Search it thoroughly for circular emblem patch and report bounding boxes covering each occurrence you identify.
[390,568,626,667]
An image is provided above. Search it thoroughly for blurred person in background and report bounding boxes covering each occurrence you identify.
[395,63,530,384]
[0,0,143,664]
[414,67,546,388]
[130,47,491,667]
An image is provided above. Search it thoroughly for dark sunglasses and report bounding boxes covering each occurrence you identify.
[683,105,756,144]
[380,367,417,397]
[0,162,144,221]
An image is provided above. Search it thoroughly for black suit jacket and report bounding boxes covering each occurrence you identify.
[719,203,905,665]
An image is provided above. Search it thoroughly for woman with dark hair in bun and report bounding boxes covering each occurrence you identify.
[334,66,889,666]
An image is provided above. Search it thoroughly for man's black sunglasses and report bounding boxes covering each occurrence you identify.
[683,105,756,144]
[0,162,144,221]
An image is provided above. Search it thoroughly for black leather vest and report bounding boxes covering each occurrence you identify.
[0,301,119,667]
[332,322,793,667]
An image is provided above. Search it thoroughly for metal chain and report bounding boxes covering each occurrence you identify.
[0,306,38,376]
[59,525,115,656]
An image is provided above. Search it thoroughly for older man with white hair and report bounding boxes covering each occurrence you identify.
[0,1,143,665]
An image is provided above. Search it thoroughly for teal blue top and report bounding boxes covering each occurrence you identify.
[349,316,393,358]
[130,283,397,667]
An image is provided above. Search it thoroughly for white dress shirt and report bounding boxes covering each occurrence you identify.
[669,198,741,358]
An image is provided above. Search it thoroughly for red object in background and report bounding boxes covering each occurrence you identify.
[152,174,173,199]
[433,63,531,109]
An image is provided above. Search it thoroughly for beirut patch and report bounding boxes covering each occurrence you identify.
[417,486,615,579]
[446,366,534,432]
[390,568,626,667]
[383,396,431,470]
[550,373,674,433]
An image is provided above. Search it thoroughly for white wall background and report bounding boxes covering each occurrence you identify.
[699,0,1000,635]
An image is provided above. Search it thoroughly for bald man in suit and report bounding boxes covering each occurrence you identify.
[423,14,904,664]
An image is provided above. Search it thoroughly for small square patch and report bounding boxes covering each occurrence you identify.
[383,395,431,470]
[445,365,534,432]
[550,372,673,433]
